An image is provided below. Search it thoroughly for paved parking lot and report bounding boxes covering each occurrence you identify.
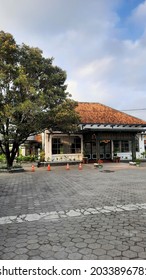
[0,163,146,260]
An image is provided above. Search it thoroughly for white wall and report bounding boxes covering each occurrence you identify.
[137,133,146,158]
[117,134,145,160]
[44,131,83,162]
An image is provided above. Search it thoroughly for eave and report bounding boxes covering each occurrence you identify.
[79,123,146,132]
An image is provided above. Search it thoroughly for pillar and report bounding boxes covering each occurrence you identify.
[132,135,136,161]
[96,138,100,161]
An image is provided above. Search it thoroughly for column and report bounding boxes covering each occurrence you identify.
[132,135,136,161]
[96,138,100,161]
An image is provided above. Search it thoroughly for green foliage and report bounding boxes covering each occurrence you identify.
[135,158,141,165]
[0,31,80,167]
[40,150,45,162]
[0,154,6,163]
[16,155,38,162]
[47,99,80,132]
[141,152,146,158]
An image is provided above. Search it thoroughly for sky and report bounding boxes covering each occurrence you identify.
[0,0,146,120]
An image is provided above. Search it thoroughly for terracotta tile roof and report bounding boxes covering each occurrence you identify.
[76,102,146,125]
[34,134,42,142]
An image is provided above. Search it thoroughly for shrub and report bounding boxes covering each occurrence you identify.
[135,158,141,165]
[0,154,6,163]
[16,155,38,162]
[40,151,45,162]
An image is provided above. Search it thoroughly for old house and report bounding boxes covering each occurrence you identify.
[43,102,146,163]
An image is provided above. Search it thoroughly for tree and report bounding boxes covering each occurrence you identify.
[0,31,80,168]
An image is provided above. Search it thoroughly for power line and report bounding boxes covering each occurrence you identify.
[78,108,146,112]
[121,108,146,112]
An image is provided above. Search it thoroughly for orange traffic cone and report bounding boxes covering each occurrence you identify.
[66,163,70,170]
[78,163,82,170]
[47,164,51,171]
[31,164,35,172]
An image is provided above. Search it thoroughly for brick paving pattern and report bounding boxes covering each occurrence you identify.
[0,163,146,259]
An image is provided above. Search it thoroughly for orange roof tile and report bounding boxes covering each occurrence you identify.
[76,102,146,125]
[34,134,42,142]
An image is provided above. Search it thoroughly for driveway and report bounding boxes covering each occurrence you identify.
[0,163,146,259]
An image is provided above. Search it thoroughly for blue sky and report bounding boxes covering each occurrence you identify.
[0,0,146,120]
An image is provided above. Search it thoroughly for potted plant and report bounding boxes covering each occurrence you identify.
[82,147,88,164]
[113,148,120,162]
[141,152,146,159]
[135,158,141,167]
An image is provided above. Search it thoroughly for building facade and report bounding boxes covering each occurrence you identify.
[20,134,42,157]
[43,102,146,163]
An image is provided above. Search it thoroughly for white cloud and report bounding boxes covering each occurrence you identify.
[0,0,146,120]
[67,80,79,100]
[130,0,146,26]
[78,57,115,79]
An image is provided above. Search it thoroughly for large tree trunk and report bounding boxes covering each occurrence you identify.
[6,155,15,169]
[5,142,19,169]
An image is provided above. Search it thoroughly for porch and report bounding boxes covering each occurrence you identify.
[83,131,138,163]
[44,130,139,164]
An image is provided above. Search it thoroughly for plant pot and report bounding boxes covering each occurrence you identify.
[83,157,88,164]
[113,157,120,163]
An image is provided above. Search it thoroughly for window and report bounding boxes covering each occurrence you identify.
[52,136,81,154]
[71,136,81,153]
[113,140,132,153]
[121,141,129,152]
[52,138,61,154]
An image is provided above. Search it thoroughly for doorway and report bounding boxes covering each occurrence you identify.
[100,140,111,160]
[84,140,111,161]
[84,141,96,160]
